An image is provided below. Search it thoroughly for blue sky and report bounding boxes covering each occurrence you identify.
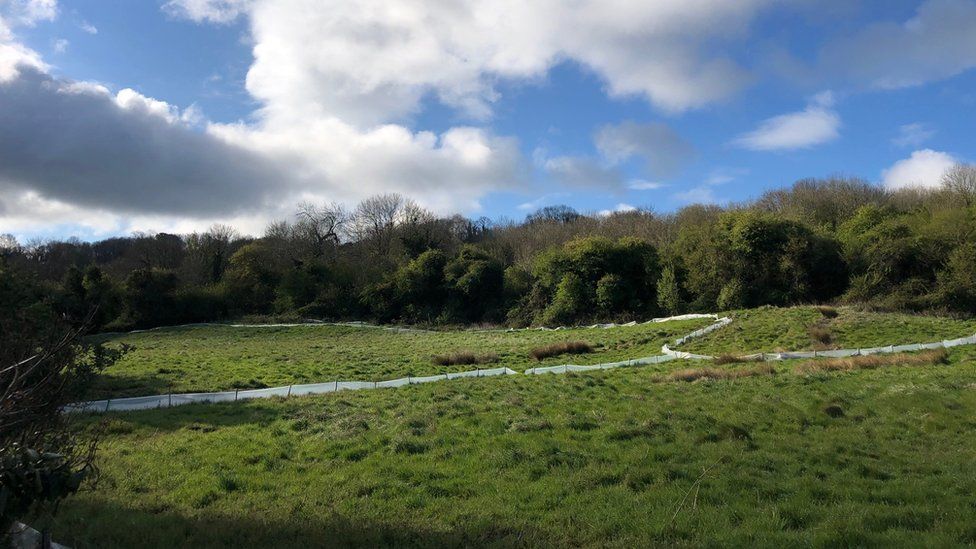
[1,0,974,240]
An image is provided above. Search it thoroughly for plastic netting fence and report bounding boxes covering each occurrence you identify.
[66,313,976,414]
[66,367,519,413]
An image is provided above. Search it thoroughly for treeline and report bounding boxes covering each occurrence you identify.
[2,166,976,331]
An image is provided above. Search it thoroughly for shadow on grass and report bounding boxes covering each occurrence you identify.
[87,373,179,400]
[77,399,291,434]
[56,499,540,548]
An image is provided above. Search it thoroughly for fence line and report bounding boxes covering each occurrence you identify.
[67,313,976,414]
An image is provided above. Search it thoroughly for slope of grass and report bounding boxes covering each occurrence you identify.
[56,346,976,547]
[88,319,711,399]
[680,306,976,356]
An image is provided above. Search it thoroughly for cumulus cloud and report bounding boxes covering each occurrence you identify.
[733,91,840,151]
[822,0,976,90]
[168,0,774,123]
[0,67,288,216]
[0,0,527,235]
[892,123,936,148]
[881,149,958,189]
[594,121,694,177]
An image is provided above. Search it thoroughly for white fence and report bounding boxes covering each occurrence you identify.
[67,313,976,414]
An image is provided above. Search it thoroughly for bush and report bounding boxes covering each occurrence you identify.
[529,341,593,361]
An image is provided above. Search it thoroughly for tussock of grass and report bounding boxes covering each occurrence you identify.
[668,363,775,382]
[530,341,593,361]
[431,350,499,366]
[808,326,833,345]
[712,354,759,365]
[816,306,839,319]
[794,349,949,375]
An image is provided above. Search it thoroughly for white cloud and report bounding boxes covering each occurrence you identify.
[628,180,665,191]
[79,20,97,34]
[52,37,67,53]
[881,149,958,190]
[168,0,776,123]
[3,0,57,27]
[733,91,840,151]
[597,203,637,217]
[162,0,251,24]
[594,121,693,177]
[892,123,936,148]
[823,0,976,90]
[673,186,719,204]
[0,1,52,81]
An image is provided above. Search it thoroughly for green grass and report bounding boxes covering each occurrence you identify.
[56,345,976,547]
[88,319,711,398]
[680,306,976,356]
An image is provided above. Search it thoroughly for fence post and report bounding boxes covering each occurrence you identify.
[105,399,111,412]
[407,375,411,385]
[287,385,293,397]
[235,389,239,401]
[334,380,338,391]
[168,392,172,407]
[477,368,481,378]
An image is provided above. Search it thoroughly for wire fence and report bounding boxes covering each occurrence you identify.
[66,313,976,414]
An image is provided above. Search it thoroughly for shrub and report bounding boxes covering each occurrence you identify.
[530,341,593,361]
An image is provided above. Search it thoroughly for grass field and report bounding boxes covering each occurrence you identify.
[52,308,976,547]
[679,306,976,356]
[88,319,711,398]
[56,345,976,547]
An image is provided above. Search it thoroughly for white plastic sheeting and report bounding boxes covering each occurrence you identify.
[67,313,976,414]
[674,328,976,362]
[67,367,519,413]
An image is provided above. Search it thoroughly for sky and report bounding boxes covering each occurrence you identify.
[0,0,974,241]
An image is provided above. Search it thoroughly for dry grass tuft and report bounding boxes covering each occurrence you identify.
[712,354,759,365]
[794,349,948,375]
[669,363,775,383]
[816,306,839,319]
[432,350,499,366]
[808,326,833,345]
[530,341,594,361]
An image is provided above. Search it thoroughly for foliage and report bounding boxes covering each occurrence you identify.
[0,262,124,538]
[8,176,976,332]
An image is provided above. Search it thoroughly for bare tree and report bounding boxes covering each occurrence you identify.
[295,201,349,257]
[351,193,407,258]
[942,164,976,206]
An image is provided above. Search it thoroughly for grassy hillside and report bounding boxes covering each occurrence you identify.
[88,319,710,398]
[57,345,976,547]
[679,306,976,356]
